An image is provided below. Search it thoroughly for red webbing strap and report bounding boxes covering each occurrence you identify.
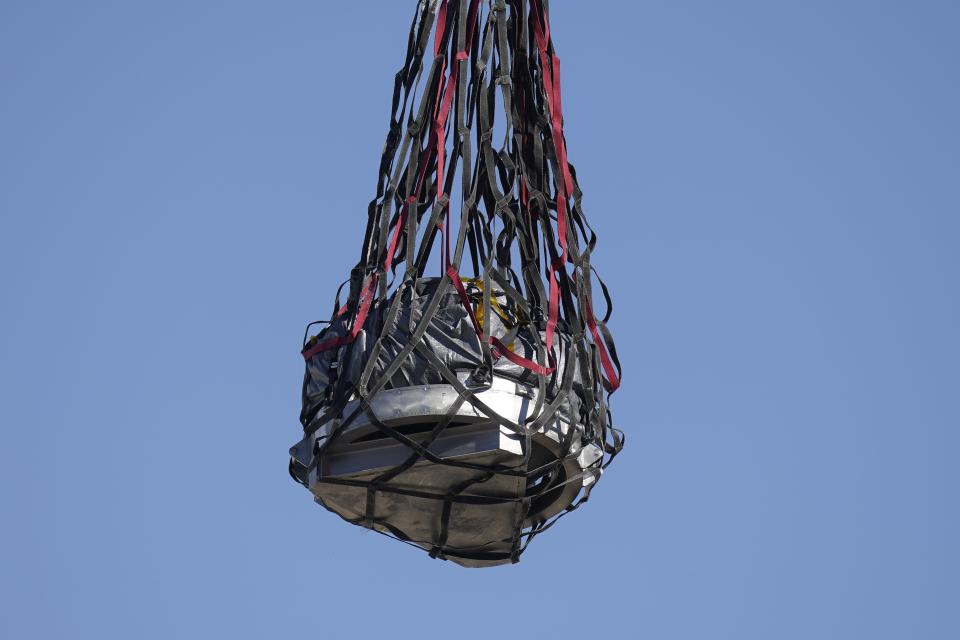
[301,334,348,361]
[585,296,621,392]
[434,54,451,269]
[434,0,480,270]
[381,0,482,280]
[304,3,456,362]
[447,265,484,337]
[491,336,554,377]
[529,0,569,363]
[302,274,378,360]
[528,11,562,180]
[386,195,417,274]
[308,166,421,361]
[384,45,448,278]
[384,0,461,278]
[447,266,554,377]
[544,256,560,355]
[529,1,618,392]
[316,158,429,360]
[383,124,431,278]
[529,0,570,258]
[305,0,577,381]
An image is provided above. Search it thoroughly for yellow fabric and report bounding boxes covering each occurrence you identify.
[461,277,515,350]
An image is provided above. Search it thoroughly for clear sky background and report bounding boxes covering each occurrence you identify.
[2,1,958,638]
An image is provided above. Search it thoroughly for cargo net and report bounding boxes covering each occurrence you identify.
[290,0,623,566]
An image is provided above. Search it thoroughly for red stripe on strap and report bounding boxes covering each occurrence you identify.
[302,274,378,360]
[447,266,554,377]
[447,265,484,338]
[530,0,570,372]
[585,297,621,392]
[305,2,489,364]
[301,334,349,361]
[491,336,554,377]
[544,256,560,353]
[530,1,573,256]
[433,0,480,269]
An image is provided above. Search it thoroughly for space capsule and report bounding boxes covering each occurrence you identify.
[289,0,622,566]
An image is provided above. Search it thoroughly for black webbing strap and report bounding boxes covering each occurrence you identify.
[296,0,624,564]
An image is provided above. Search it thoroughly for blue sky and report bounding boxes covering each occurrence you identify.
[2,1,958,638]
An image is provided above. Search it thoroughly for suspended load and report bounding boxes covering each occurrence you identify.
[289,0,623,567]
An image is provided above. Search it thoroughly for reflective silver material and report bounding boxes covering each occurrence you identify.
[293,375,602,567]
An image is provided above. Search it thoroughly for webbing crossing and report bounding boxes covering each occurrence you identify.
[291,0,624,565]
